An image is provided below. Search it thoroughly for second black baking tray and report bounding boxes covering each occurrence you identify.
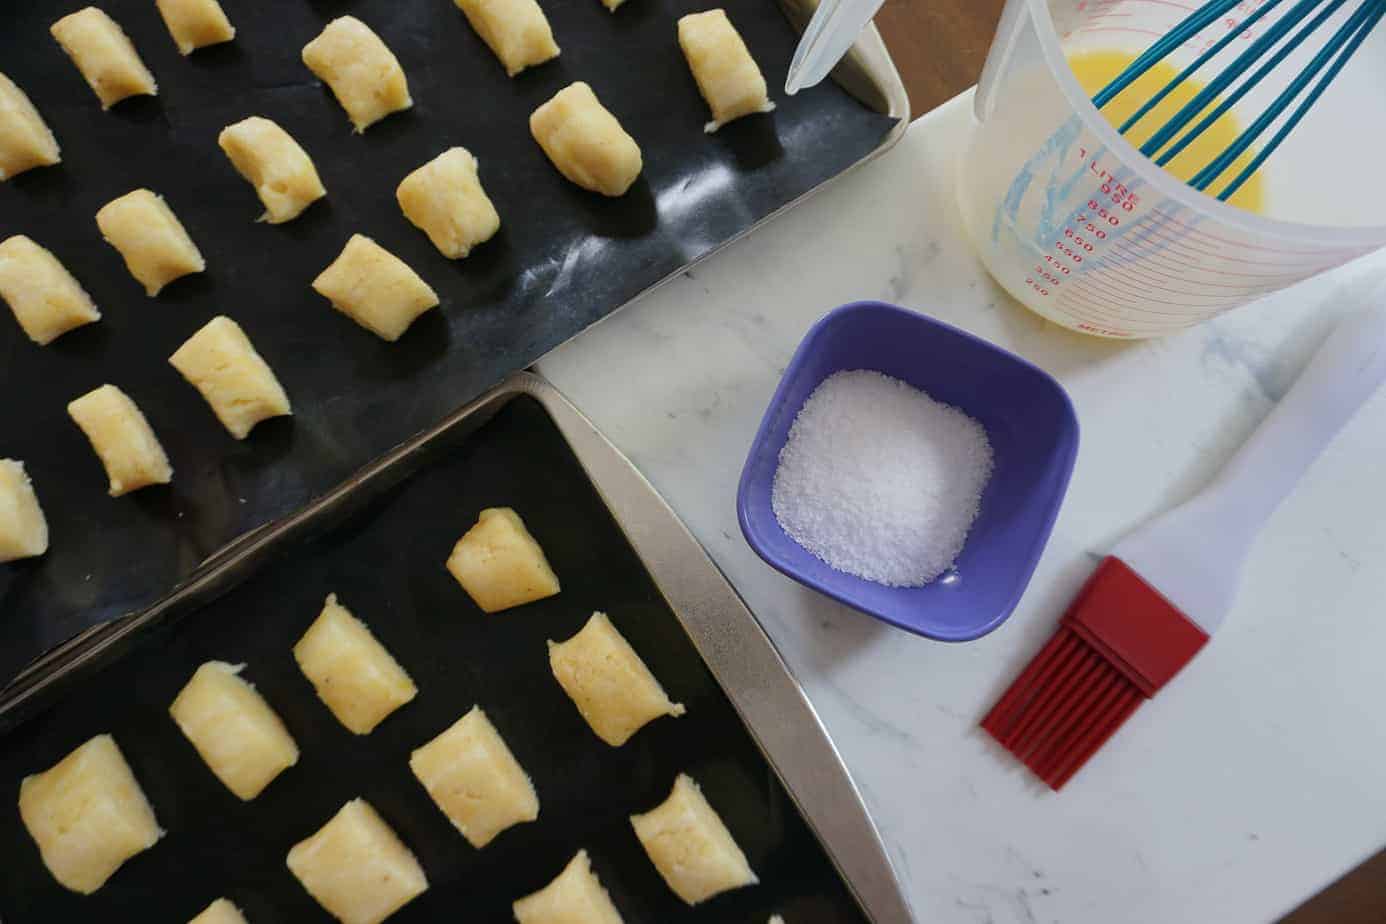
[0,0,905,681]
[0,375,912,923]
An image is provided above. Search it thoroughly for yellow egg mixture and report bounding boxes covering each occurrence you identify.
[1068,50,1266,213]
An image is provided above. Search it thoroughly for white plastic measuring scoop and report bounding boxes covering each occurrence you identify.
[784,0,888,94]
[957,0,1386,339]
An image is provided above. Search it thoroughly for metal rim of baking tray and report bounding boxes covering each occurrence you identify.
[1,371,916,924]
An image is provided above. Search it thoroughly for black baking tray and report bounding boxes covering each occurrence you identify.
[0,388,872,923]
[0,0,901,682]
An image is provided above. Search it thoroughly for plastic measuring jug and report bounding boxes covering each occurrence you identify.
[958,0,1386,339]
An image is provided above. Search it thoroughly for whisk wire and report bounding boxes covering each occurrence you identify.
[1090,0,1243,108]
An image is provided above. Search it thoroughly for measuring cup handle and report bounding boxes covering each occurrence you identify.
[975,0,1033,122]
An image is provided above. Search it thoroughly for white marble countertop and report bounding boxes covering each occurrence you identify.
[537,93,1386,924]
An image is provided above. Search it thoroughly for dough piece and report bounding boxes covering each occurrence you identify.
[768,917,785,924]
[548,612,684,746]
[677,10,774,132]
[0,73,61,180]
[96,189,205,296]
[18,734,162,894]
[302,17,412,133]
[169,315,292,439]
[293,594,417,734]
[287,799,428,924]
[530,82,642,197]
[454,0,559,77]
[50,8,157,110]
[169,661,299,801]
[67,384,173,497]
[513,850,625,924]
[218,116,326,224]
[188,898,249,924]
[0,459,48,562]
[0,235,99,345]
[311,234,438,341]
[396,147,500,259]
[409,706,539,849]
[630,774,757,905]
[446,507,560,613]
[156,0,235,55]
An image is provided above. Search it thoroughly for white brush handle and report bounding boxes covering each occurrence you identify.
[1116,291,1386,634]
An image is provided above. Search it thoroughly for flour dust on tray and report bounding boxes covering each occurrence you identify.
[771,370,993,586]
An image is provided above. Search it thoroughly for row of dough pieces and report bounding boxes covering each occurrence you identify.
[19,507,776,923]
[3,1,775,191]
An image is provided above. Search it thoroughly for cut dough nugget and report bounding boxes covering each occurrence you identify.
[397,147,500,259]
[0,73,60,180]
[302,17,412,133]
[678,10,774,132]
[513,850,625,924]
[188,899,249,924]
[548,612,684,746]
[218,116,326,224]
[50,8,157,110]
[530,82,642,197]
[156,0,235,55]
[67,384,172,497]
[0,235,99,345]
[455,0,559,77]
[630,773,757,905]
[293,594,417,735]
[0,459,48,563]
[170,316,292,439]
[287,799,428,924]
[410,706,539,848]
[446,507,560,613]
[18,734,162,894]
[169,661,299,801]
[312,234,438,341]
[96,189,205,296]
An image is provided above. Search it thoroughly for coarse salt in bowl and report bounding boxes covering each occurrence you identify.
[737,301,1079,641]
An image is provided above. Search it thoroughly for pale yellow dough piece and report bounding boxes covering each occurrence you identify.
[67,384,173,497]
[156,0,235,55]
[293,594,418,734]
[0,459,48,562]
[169,315,292,439]
[218,116,326,223]
[530,82,642,197]
[96,189,205,296]
[50,8,157,109]
[513,850,625,924]
[548,612,684,746]
[410,706,539,848]
[397,147,500,259]
[446,507,561,613]
[630,773,757,905]
[455,0,560,77]
[287,799,428,924]
[677,10,774,132]
[312,234,439,341]
[302,17,412,132]
[169,661,299,801]
[769,916,785,924]
[188,898,249,924]
[0,73,60,180]
[0,235,99,345]
[18,734,162,894]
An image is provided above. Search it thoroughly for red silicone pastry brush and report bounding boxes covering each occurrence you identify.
[983,296,1386,790]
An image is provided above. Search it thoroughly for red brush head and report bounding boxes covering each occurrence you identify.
[1064,557,1209,697]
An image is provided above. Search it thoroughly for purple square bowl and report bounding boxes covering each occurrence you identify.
[736,301,1079,641]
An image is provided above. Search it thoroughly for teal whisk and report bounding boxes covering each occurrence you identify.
[1092,0,1386,200]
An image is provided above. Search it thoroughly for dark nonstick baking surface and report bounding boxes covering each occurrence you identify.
[0,396,869,923]
[0,0,897,682]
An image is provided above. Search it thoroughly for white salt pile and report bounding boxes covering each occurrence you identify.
[771,370,994,587]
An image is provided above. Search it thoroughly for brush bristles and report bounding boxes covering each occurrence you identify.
[981,626,1145,790]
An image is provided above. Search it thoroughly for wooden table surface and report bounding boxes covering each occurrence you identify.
[868,2,1386,921]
